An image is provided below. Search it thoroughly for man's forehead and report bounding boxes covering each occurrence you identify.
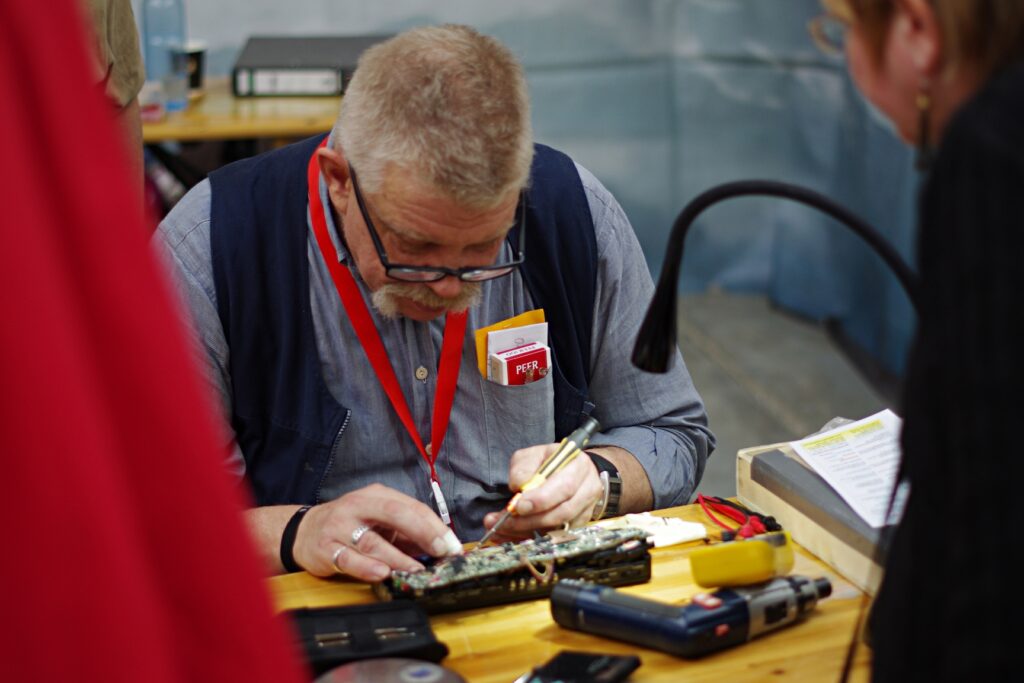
[369,167,521,240]
[375,165,521,209]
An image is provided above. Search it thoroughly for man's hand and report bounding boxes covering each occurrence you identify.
[291,484,462,580]
[481,443,604,541]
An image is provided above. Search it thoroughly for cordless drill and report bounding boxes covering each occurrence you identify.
[550,575,832,658]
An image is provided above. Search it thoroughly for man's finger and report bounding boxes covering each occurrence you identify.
[516,455,600,516]
[330,543,392,582]
[498,480,600,536]
[354,484,463,557]
[351,527,425,573]
[507,443,557,490]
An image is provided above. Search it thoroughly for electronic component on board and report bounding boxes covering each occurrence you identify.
[373,526,652,614]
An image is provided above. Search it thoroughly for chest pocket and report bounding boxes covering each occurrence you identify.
[479,372,555,480]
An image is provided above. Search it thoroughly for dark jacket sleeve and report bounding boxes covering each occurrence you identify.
[871,62,1024,682]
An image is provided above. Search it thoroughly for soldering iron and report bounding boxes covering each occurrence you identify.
[478,416,601,546]
[550,575,832,658]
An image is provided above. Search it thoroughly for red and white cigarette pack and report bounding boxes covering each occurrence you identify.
[488,342,551,385]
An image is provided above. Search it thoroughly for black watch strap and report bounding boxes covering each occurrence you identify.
[587,452,623,519]
[280,505,312,573]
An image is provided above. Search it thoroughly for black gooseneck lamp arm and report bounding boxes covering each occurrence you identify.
[631,180,922,373]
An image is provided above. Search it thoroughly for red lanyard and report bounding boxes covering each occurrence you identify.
[306,141,466,525]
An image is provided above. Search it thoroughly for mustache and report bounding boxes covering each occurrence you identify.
[371,281,483,319]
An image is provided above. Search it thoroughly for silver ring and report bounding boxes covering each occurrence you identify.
[351,524,371,546]
[331,546,346,574]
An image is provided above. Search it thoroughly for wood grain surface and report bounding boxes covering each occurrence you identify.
[142,78,339,143]
[269,505,871,682]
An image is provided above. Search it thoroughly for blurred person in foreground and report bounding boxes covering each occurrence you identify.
[1,0,302,679]
[155,25,713,580]
[812,0,1024,679]
[79,0,145,198]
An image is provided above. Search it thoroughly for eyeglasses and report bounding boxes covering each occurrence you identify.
[349,166,526,283]
[808,14,849,57]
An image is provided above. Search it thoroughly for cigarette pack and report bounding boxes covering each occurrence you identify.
[487,342,551,385]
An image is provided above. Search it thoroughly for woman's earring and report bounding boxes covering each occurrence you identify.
[915,84,933,171]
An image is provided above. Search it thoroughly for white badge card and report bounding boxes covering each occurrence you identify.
[431,479,452,526]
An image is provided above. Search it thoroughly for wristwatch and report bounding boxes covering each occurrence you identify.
[587,452,622,520]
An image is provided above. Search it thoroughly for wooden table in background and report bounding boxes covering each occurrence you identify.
[269,504,871,682]
[142,78,340,144]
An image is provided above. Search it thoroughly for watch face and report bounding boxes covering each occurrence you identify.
[587,452,622,518]
[605,478,622,517]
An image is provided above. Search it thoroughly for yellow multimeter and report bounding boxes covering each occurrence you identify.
[689,531,795,588]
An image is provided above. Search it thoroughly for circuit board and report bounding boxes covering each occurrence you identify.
[373,526,652,613]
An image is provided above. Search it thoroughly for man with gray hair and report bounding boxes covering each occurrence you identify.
[156,25,713,580]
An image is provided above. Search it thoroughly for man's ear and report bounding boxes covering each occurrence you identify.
[894,0,943,78]
[316,145,351,213]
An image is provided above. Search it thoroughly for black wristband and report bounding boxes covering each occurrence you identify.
[280,505,312,573]
[587,452,623,519]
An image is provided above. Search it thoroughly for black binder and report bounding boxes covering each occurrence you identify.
[232,35,391,97]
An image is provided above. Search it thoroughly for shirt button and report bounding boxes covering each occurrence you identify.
[415,366,429,381]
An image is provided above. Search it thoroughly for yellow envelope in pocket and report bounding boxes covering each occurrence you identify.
[474,309,545,377]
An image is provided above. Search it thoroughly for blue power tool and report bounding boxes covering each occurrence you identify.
[550,575,831,658]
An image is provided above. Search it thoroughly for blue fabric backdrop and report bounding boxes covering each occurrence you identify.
[163,0,919,373]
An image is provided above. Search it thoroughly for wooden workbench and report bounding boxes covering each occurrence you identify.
[269,505,871,682]
[142,78,340,144]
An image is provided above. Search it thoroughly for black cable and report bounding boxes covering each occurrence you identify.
[631,180,921,373]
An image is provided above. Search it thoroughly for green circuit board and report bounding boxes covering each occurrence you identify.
[373,526,651,612]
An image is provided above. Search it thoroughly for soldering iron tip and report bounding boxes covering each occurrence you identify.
[477,509,511,547]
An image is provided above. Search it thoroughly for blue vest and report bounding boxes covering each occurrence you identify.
[209,136,598,506]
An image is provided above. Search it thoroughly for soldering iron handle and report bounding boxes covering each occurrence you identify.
[531,416,601,483]
[478,416,602,545]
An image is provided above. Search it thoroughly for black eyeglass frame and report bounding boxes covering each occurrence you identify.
[808,13,850,57]
[349,166,527,283]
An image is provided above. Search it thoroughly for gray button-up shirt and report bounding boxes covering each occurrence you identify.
[155,152,714,539]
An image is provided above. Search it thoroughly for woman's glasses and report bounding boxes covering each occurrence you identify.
[808,14,849,57]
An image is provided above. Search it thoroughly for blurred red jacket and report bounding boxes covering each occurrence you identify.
[0,1,306,680]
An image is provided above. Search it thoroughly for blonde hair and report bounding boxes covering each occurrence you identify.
[336,24,533,209]
[829,0,1024,78]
